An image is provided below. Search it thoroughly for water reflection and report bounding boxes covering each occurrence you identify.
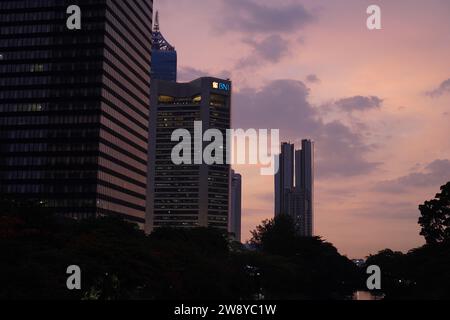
[353,291,384,300]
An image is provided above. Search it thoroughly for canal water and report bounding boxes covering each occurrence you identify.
[353,291,384,300]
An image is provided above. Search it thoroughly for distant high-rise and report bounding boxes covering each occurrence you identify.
[296,140,314,237]
[151,11,177,82]
[0,0,153,228]
[146,77,232,233]
[274,140,314,236]
[274,143,294,216]
[230,170,242,242]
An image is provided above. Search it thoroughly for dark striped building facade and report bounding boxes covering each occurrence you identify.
[0,0,153,228]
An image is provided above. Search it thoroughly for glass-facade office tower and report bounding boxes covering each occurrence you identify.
[274,143,294,216]
[230,170,242,242]
[0,0,153,228]
[147,77,231,233]
[151,11,177,82]
[295,140,314,237]
[274,140,314,236]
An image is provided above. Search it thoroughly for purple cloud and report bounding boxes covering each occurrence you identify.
[237,34,290,68]
[178,66,231,82]
[233,79,381,177]
[221,0,315,34]
[375,159,450,193]
[426,78,450,97]
[305,74,320,84]
[335,96,383,112]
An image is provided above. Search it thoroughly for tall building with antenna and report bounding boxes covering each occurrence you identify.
[151,12,177,82]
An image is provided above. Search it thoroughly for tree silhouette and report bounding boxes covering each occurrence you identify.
[418,182,450,245]
[250,215,297,256]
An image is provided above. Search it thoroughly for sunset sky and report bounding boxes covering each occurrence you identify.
[155,0,450,258]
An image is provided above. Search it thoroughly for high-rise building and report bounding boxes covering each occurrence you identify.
[146,77,231,233]
[274,143,294,216]
[230,170,242,242]
[0,0,153,228]
[295,140,314,236]
[274,140,314,236]
[151,11,177,82]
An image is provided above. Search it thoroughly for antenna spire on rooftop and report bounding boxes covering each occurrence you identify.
[151,11,175,51]
[154,11,160,32]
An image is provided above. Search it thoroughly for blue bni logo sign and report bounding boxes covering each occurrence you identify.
[212,81,230,91]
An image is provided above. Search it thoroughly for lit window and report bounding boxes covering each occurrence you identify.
[158,95,174,104]
[192,95,202,104]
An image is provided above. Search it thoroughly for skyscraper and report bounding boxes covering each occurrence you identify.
[274,140,314,236]
[295,140,314,237]
[146,77,231,233]
[0,0,153,228]
[230,170,242,242]
[151,11,177,82]
[274,143,294,216]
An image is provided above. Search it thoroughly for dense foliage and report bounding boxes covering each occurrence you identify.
[366,182,450,299]
[419,182,450,245]
[0,201,361,300]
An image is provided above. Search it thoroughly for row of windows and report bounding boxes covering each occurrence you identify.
[2,156,97,167]
[155,199,198,204]
[0,11,58,22]
[1,24,53,35]
[155,183,199,188]
[154,216,199,221]
[1,22,104,35]
[154,222,199,227]
[0,102,100,113]
[154,211,200,216]
[1,142,98,153]
[43,199,97,208]
[0,62,103,74]
[0,50,51,60]
[0,7,104,21]
[0,48,104,61]
[0,0,103,10]
[1,170,97,180]
[159,110,200,116]
[158,115,199,121]
[1,184,96,194]
[158,95,202,105]
[152,194,199,200]
[0,35,104,49]
[0,114,99,126]
[0,128,98,139]
[155,205,199,210]
[0,63,47,73]
[1,87,101,99]
[0,103,46,112]
[157,121,199,128]
[208,216,228,221]
[0,75,102,86]
[155,177,199,182]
